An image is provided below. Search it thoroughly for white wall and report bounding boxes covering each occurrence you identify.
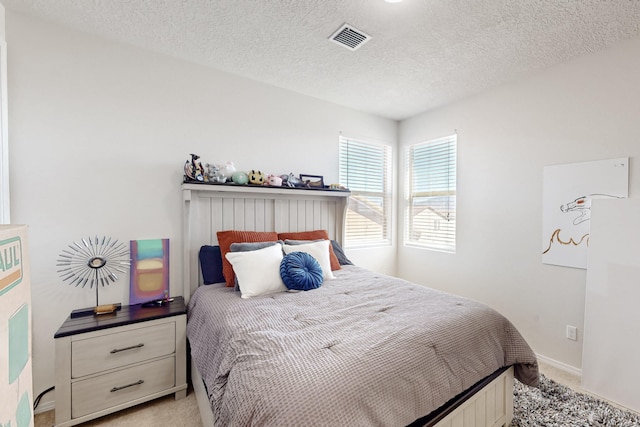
[6,11,397,410]
[398,36,640,371]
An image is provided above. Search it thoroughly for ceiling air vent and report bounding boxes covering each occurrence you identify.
[329,24,371,51]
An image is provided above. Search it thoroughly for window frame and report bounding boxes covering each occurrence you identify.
[404,134,457,252]
[339,136,392,248]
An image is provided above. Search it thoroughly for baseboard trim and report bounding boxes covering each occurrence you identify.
[34,399,55,415]
[536,353,582,377]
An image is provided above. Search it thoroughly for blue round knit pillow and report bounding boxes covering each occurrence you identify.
[280,252,324,291]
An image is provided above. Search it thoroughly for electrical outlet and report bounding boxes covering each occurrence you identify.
[566,325,577,341]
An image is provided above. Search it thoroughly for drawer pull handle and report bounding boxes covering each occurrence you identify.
[110,380,144,393]
[110,343,144,354]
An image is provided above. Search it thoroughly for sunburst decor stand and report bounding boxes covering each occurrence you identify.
[57,236,131,317]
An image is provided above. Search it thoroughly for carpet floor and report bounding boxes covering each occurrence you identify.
[511,374,640,427]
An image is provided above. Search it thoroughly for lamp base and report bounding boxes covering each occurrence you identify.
[70,303,122,318]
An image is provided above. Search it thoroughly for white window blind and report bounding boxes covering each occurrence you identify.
[339,136,391,247]
[405,135,457,252]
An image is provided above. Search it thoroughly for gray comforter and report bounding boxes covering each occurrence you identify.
[187,265,538,426]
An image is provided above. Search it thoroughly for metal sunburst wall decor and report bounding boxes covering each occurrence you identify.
[57,236,131,308]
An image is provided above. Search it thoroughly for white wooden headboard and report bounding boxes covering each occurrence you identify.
[182,183,350,301]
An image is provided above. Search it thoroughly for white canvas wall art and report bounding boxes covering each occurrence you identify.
[542,157,628,269]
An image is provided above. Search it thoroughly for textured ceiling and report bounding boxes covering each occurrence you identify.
[4,0,640,120]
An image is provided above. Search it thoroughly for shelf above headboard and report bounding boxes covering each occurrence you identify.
[182,182,350,198]
[182,183,350,301]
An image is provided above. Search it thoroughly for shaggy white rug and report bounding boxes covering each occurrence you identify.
[512,374,640,427]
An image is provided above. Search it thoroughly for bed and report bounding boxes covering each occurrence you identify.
[181,183,538,427]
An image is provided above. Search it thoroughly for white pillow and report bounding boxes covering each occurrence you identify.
[225,243,287,299]
[283,240,335,280]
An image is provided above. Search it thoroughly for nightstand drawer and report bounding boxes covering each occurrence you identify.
[71,356,175,419]
[72,322,175,377]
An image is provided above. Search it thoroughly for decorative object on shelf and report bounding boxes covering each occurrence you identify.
[220,161,236,182]
[300,174,325,188]
[267,174,282,187]
[232,171,249,184]
[282,173,303,188]
[184,154,205,182]
[56,236,130,316]
[248,170,265,185]
[205,163,226,183]
[329,183,348,190]
[129,238,170,305]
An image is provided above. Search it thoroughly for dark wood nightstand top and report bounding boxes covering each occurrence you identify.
[54,296,187,338]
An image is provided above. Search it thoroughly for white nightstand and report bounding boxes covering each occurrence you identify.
[53,297,187,427]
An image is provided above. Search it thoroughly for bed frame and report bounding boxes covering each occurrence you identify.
[181,182,514,427]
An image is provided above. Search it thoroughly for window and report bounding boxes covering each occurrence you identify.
[339,136,392,247]
[405,135,457,252]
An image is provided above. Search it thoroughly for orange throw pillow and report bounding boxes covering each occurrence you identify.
[277,230,341,271]
[217,230,279,287]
